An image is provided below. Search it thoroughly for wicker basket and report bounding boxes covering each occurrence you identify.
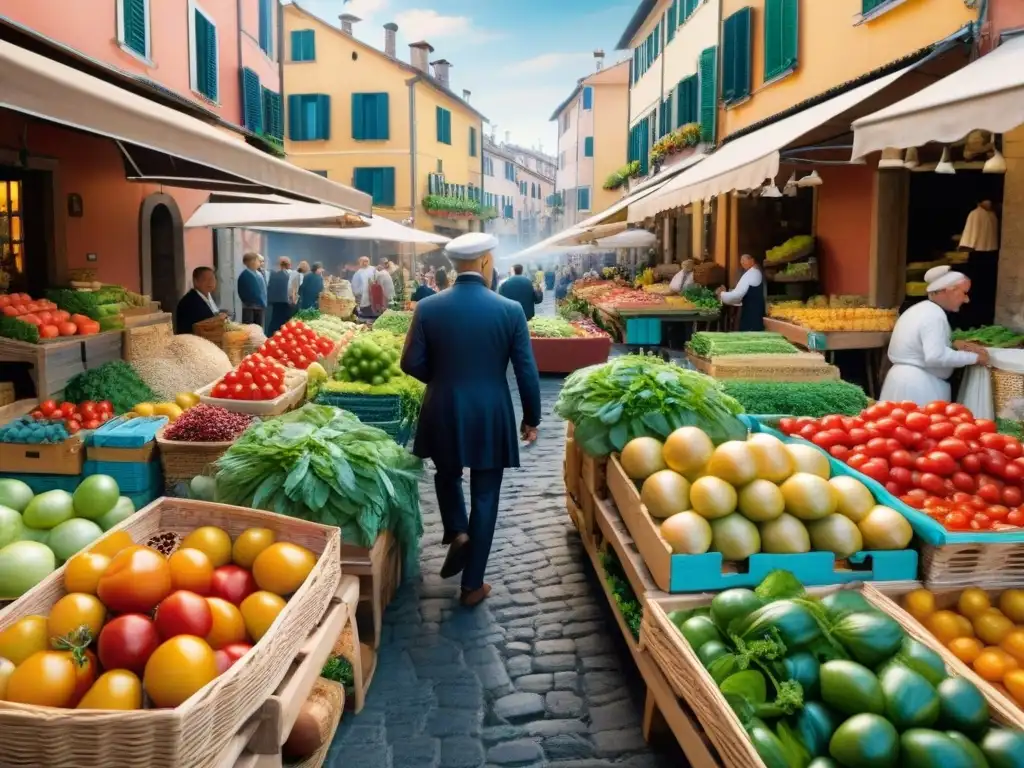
[0,497,342,768]
[320,293,356,319]
[123,321,173,361]
[222,329,249,366]
[693,262,725,287]
[0,382,13,407]
[992,367,1024,416]
[919,540,1024,589]
[290,680,345,768]
[193,315,226,347]
[156,426,234,491]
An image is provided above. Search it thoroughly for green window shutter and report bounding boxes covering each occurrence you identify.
[122,0,147,57]
[242,68,262,132]
[288,94,303,140]
[310,95,330,140]
[291,30,315,61]
[353,168,373,198]
[862,0,888,12]
[351,94,365,140]
[699,46,717,144]
[722,8,751,104]
[265,90,282,139]
[667,0,677,41]
[582,87,593,109]
[193,11,218,101]
[258,0,273,56]
[584,137,594,157]
[765,0,799,80]
[352,93,388,140]
[469,126,477,156]
[436,107,452,144]
[577,187,590,211]
[380,168,396,206]
[373,94,389,140]
[675,75,698,126]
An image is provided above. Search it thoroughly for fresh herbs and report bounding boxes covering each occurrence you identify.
[689,332,799,357]
[320,376,425,423]
[372,310,413,336]
[293,308,321,322]
[600,550,642,639]
[0,316,40,343]
[64,361,157,414]
[952,325,1024,348]
[321,655,354,693]
[683,285,721,310]
[528,316,576,338]
[721,381,868,418]
[555,355,746,457]
[46,288,102,319]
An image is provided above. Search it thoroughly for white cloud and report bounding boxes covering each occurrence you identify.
[514,52,596,76]
[394,9,500,42]
[344,0,388,19]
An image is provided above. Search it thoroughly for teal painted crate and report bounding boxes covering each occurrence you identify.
[0,472,81,493]
[313,392,403,423]
[84,460,162,494]
[625,318,662,345]
[89,416,168,448]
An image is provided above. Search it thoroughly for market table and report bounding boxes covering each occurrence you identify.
[763,317,890,398]
[0,328,125,401]
[609,306,721,349]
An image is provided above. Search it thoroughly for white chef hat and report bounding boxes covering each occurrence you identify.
[925,265,968,293]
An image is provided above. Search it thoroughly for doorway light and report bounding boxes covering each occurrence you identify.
[983,149,1007,174]
[796,171,823,187]
[935,146,956,175]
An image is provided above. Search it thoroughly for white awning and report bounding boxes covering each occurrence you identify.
[595,229,658,249]
[185,199,368,229]
[629,65,915,222]
[0,40,372,214]
[852,35,1024,159]
[257,220,450,246]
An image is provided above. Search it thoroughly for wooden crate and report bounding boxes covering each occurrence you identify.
[0,335,85,400]
[763,317,891,352]
[339,530,401,649]
[0,435,84,475]
[577,484,596,539]
[581,453,607,499]
[918,541,1024,589]
[82,331,124,369]
[564,436,581,503]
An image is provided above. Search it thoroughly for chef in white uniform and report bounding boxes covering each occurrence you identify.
[880,265,989,405]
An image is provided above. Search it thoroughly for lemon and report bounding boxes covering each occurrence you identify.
[134,402,155,417]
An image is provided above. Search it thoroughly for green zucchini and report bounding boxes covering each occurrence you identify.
[711,588,764,632]
[828,713,899,768]
[936,677,990,740]
[880,664,940,731]
[793,702,838,758]
[820,660,884,716]
[979,728,1024,768]
[900,729,980,768]
[830,611,903,667]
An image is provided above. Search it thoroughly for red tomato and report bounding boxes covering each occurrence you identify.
[66,420,82,434]
[1009,509,1024,527]
[154,591,214,640]
[98,401,113,414]
[40,399,58,416]
[30,410,45,421]
[885,481,903,496]
[953,422,980,441]
[976,419,997,434]
[918,473,946,496]
[82,419,100,430]
[213,643,253,674]
[847,427,868,445]
[861,458,890,483]
[1004,440,1024,460]
[901,494,925,509]
[1004,463,1024,484]
[209,566,257,606]
[98,614,161,676]
[981,433,1006,450]
[57,321,78,337]
[926,422,956,440]
[60,402,77,418]
[865,437,888,458]
[944,511,970,530]
[891,426,917,447]
[39,324,59,339]
[983,453,1008,477]
[962,454,983,474]
[971,513,994,530]
[937,438,969,460]
[952,472,977,493]
[925,451,957,476]
[847,453,870,470]
[1003,487,1024,508]
[874,418,897,435]
[925,401,950,416]
[979,484,1003,504]
[888,450,913,469]
[97,548,173,614]
[890,467,913,486]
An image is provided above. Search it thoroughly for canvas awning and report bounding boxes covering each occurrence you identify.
[595,229,658,249]
[629,65,917,221]
[257,221,450,246]
[0,40,372,214]
[185,197,368,229]
[852,35,1024,159]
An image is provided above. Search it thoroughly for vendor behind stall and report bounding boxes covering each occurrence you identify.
[717,253,765,332]
[174,266,224,334]
[669,260,696,294]
[880,266,989,405]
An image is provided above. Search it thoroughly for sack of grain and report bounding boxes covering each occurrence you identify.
[130,335,233,400]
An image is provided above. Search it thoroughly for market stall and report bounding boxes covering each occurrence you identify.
[527,316,612,374]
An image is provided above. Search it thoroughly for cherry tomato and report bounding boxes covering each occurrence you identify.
[927,422,956,440]
[167,548,214,595]
[919,473,947,496]
[1005,440,1024,460]
[976,419,998,434]
[48,593,106,642]
[886,481,903,496]
[206,598,248,649]
[955,422,981,441]
[1005,463,1024,484]
[984,453,1008,477]
[937,438,969,460]
[971,513,994,530]
[98,614,161,676]
[60,402,77,418]
[239,591,286,642]
[847,453,869,471]
[97,547,173,614]
[906,412,931,431]
[979,484,1003,504]
[944,511,970,530]
[799,424,817,441]
[962,454,983,474]
[77,670,143,710]
[861,458,890,484]
[925,451,957,476]
[890,467,913,486]
[988,505,1011,523]
[1004,487,1024,508]
[981,433,1007,450]
[155,590,214,640]
[901,494,925,509]
[925,401,950,416]
[1009,509,1024,527]
[143,636,219,709]
[952,472,977,493]
[848,427,869,445]
[888,449,913,469]
[778,418,796,435]
[4,651,79,707]
[40,399,58,416]
[830,445,850,461]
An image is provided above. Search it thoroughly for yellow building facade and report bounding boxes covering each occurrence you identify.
[282,4,485,234]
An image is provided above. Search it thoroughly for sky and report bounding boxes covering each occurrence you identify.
[297,0,636,156]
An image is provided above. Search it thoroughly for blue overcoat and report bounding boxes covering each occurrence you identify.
[400,273,542,470]
[498,275,541,321]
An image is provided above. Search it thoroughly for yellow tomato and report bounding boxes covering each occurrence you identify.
[168,548,214,595]
[948,637,984,664]
[975,648,1014,682]
[47,593,106,642]
[181,527,232,568]
[954,615,975,639]
[1000,590,1024,623]
[5,651,78,707]
[926,610,968,644]
[958,588,992,620]
[232,528,276,570]
[206,597,247,650]
[64,552,111,595]
[0,615,49,666]
[239,591,286,642]
[90,531,136,559]
[1005,669,1024,706]
[77,670,143,710]
[1002,629,1024,663]
[0,656,14,699]
[252,543,316,596]
[975,611,1016,646]
[143,636,218,708]
[903,589,936,623]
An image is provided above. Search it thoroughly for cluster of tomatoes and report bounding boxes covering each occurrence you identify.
[1,294,101,338]
[31,399,114,434]
[210,354,290,402]
[779,400,1024,531]
[258,321,336,371]
[0,525,316,711]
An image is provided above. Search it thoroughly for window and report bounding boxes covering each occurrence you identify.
[722,8,752,103]
[582,87,593,110]
[520,181,527,196]
[764,0,798,81]
[116,0,150,59]
[577,187,591,212]
[351,93,389,140]
[262,87,283,139]
[469,126,477,157]
[291,30,315,62]
[699,46,717,144]
[632,23,663,84]
[505,162,516,181]
[628,117,651,175]
[484,156,494,176]
[682,0,700,22]
[188,1,218,101]
[287,94,330,141]
[675,75,698,127]
[353,168,396,207]
[242,68,263,132]
[310,170,328,177]
[583,137,594,157]
[258,0,273,57]
[667,0,678,42]
[436,107,452,144]
[0,181,24,286]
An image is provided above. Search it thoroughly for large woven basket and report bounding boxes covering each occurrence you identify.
[320,293,355,319]
[992,367,1024,415]
[193,315,226,347]
[919,540,1024,589]
[155,426,235,492]
[124,321,173,361]
[222,329,249,366]
[0,497,342,768]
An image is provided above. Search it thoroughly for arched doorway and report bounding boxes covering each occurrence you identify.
[139,193,185,314]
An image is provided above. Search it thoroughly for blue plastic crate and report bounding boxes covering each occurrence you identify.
[0,472,81,493]
[364,419,413,446]
[89,416,168,448]
[314,392,403,423]
[625,318,662,345]
[84,460,162,494]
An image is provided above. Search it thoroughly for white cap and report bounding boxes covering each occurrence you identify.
[924,265,968,293]
[444,232,499,261]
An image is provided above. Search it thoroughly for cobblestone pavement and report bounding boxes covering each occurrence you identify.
[327,294,678,768]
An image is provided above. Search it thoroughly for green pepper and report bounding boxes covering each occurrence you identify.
[777,652,821,699]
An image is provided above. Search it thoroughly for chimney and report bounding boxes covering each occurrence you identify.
[409,41,434,73]
[462,89,471,102]
[339,13,360,35]
[431,59,452,87]
[594,48,605,71]
[383,22,398,57]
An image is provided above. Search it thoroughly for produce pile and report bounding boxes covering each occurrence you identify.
[126,394,198,422]
[554,355,746,457]
[1,399,114,442]
[952,326,1024,348]
[129,335,232,401]
[0,476,136,598]
[570,318,611,338]
[903,587,1024,702]
[258,320,337,371]
[672,570,1023,768]
[689,332,799,357]
[721,381,869,418]
[778,400,1024,532]
[208,354,295,402]
[620,428,911,560]
[767,305,897,333]
[0,523,320,710]
[214,404,423,566]
[336,331,403,386]
[528,316,577,338]
[780,262,812,278]
[602,549,642,639]
[47,285,145,321]
[302,314,360,344]
[372,310,413,336]
[571,280,665,309]
[0,293,104,342]
[765,235,814,263]
[65,361,157,415]
[682,285,721,310]
[162,405,253,443]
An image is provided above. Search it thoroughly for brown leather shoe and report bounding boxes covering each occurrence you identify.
[440,533,470,579]
[459,583,491,608]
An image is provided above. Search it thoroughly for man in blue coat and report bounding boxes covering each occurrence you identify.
[498,264,542,321]
[237,252,267,326]
[401,232,542,607]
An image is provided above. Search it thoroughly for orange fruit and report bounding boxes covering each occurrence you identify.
[1005,669,1024,706]
[1001,629,1024,663]
[975,611,1015,645]
[926,610,968,644]
[90,531,135,559]
[904,589,936,623]
[974,648,1013,682]
[1000,590,1024,623]
[948,637,984,664]
[958,588,992,619]
[64,552,111,595]
[954,615,975,639]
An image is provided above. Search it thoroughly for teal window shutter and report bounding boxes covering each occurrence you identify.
[351,93,389,140]
[258,0,273,56]
[699,46,717,144]
[862,0,889,13]
[353,168,396,206]
[193,10,218,101]
[577,187,590,211]
[582,87,593,110]
[380,168,396,206]
[436,107,452,144]
[684,0,699,19]
[584,137,594,157]
[675,75,698,126]
[121,0,148,57]
[722,8,752,103]
[262,88,283,139]
[351,94,365,140]
[288,94,303,140]
[667,0,677,41]
[469,126,477,156]
[316,95,330,139]
[242,68,262,131]
[291,30,315,62]
[765,0,799,81]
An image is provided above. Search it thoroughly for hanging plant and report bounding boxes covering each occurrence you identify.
[649,123,702,167]
[603,161,643,190]
[422,195,484,219]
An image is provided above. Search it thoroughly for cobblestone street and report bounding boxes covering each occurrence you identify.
[328,297,675,767]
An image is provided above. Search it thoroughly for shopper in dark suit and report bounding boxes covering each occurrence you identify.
[401,233,541,607]
[498,264,542,321]
[238,252,267,326]
[174,266,222,334]
[298,262,325,310]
